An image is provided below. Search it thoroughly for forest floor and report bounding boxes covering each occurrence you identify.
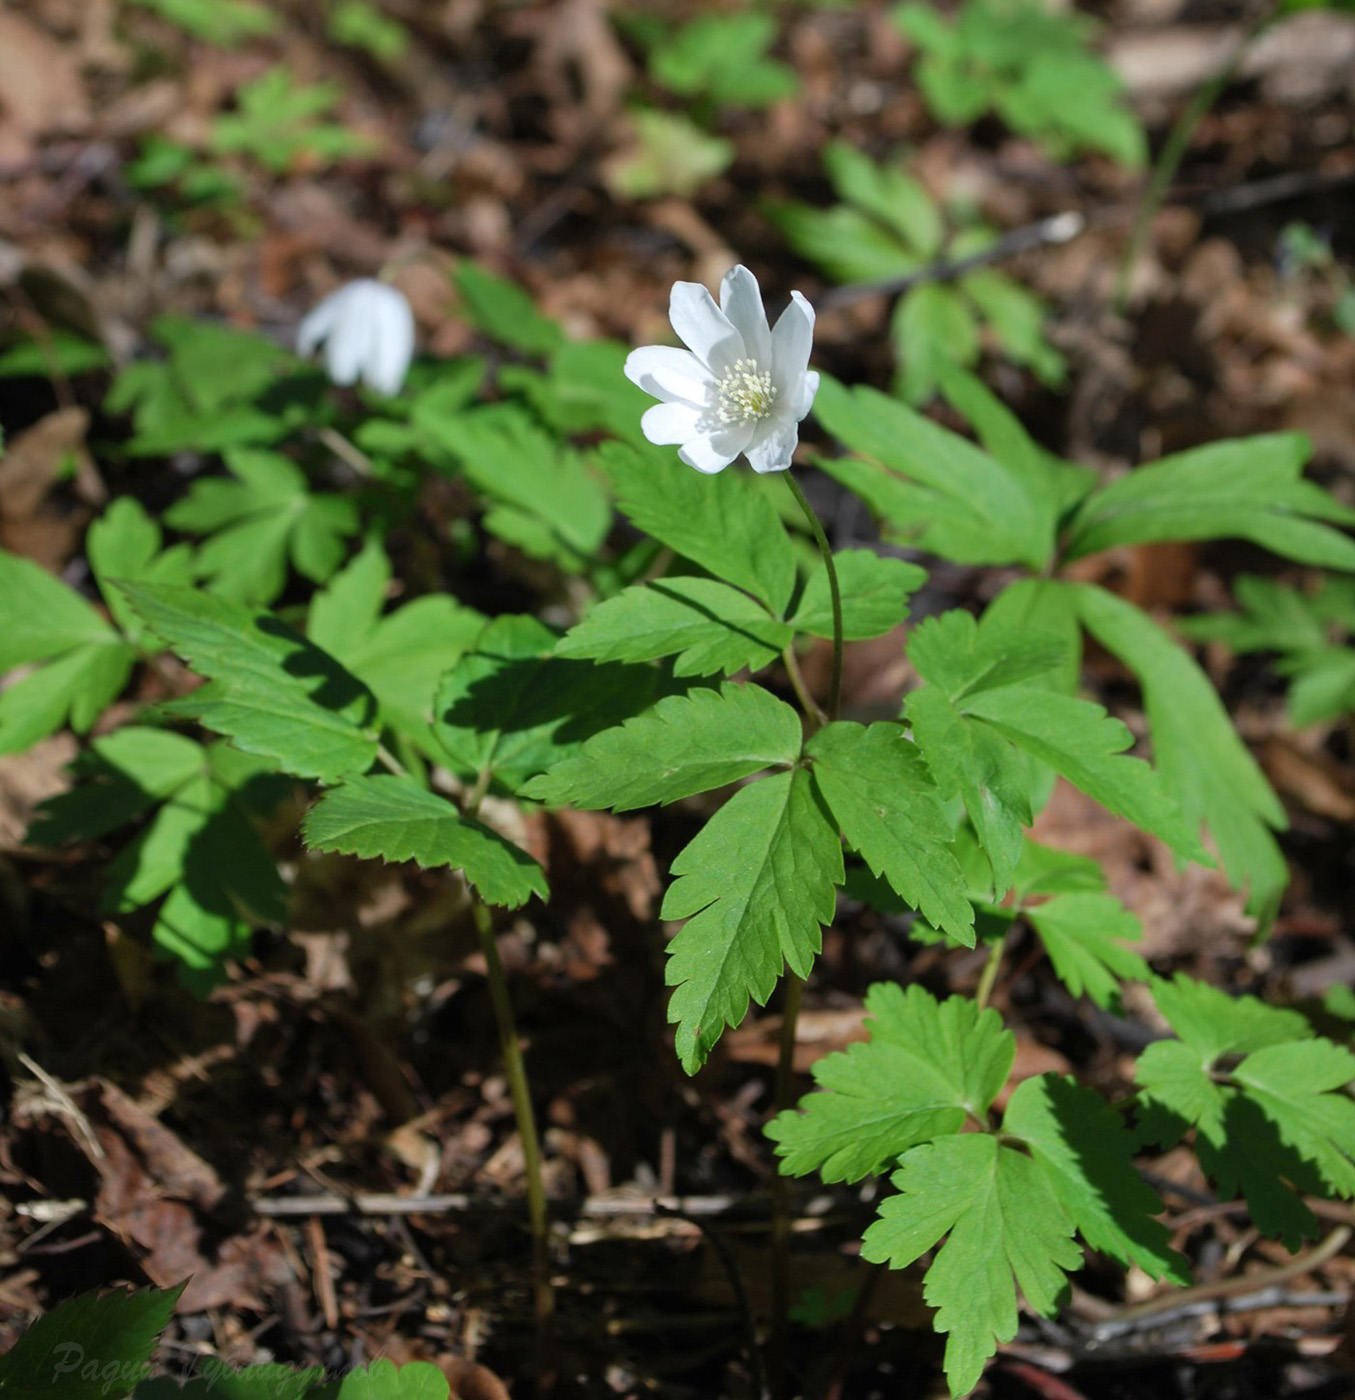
[2,2,1355,1398]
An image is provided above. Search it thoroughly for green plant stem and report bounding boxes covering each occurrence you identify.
[767,475,844,1400]
[784,473,843,723]
[781,643,827,729]
[1114,1,1277,314]
[974,932,1007,1014]
[469,894,554,1373]
[768,970,805,1400]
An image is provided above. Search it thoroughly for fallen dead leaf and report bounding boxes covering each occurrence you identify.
[0,12,89,165]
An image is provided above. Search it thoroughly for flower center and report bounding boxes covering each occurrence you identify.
[714,358,777,426]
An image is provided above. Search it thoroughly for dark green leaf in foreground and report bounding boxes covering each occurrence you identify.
[806,722,973,942]
[0,1282,183,1400]
[767,983,1011,1182]
[556,576,792,676]
[118,581,378,784]
[598,441,797,614]
[863,1134,1080,1398]
[1073,582,1288,923]
[1134,975,1352,1247]
[433,614,662,796]
[525,682,801,812]
[1003,1074,1187,1281]
[664,769,842,1073]
[789,550,926,641]
[87,498,196,648]
[303,775,546,909]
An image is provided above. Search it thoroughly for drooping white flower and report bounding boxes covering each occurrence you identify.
[297,279,415,397]
[624,264,819,475]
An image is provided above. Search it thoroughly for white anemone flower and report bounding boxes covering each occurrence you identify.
[297,278,415,397]
[624,264,819,475]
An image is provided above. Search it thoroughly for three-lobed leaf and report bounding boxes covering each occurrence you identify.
[663,769,842,1073]
[302,775,547,909]
[767,984,1011,1181]
[806,722,973,943]
[863,1133,1080,1398]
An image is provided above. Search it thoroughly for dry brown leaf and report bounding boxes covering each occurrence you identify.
[0,12,89,164]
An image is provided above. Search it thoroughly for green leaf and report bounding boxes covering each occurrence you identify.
[806,722,973,942]
[1177,574,1330,655]
[117,582,378,784]
[768,983,1012,1181]
[607,109,734,200]
[303,775,546,909]
[863,1134,1081,1397]
[0,330,109,379]
[664,769,843,1073]
[598,441,798,614]
[324,1358,450,1400]
[1064,434,1355,569]
[310,540,485,756]
[420,406,609,569]
[557,577,791,676]
[822,142,943,257]
[166,449,358,605]
[88,498,196,646]
[210,67,371,173]
[1024,891,1148,1010]
[908,608,1067,700]
[0,549,133,753]
[813,376,1058,570]
[651,12,798,108]
[906,684,1034,895]
[764,200,919,285]
[454,261,563,355]
[526,681,800,812]
[0,1283,183,1400]
[432,615,661,796]
[891,282,980,405]
[27,727,206,845]
[1004,1074,1187,1281]
[1073,582,1288,923]
[907,609,1208,889]
[1134,975,1348,1246]
[125,0,277,45]
[0,549,120,671]
[789,550,925,640]
[959,269,1065,385]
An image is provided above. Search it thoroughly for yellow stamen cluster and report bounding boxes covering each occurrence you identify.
[714,358,777,425]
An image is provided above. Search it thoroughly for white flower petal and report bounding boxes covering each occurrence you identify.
[669,280,743,371]
[678,424,753,475]
[793,369,820,422]
[719,265,772,368]
[744,420,801,474]
[324,313,370,387]
[297,297,340,356]
[364,289,415,396]
[624,345,714,405]
[641,400,703,446]
[298,279,415,395]
[769,290,815,408]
